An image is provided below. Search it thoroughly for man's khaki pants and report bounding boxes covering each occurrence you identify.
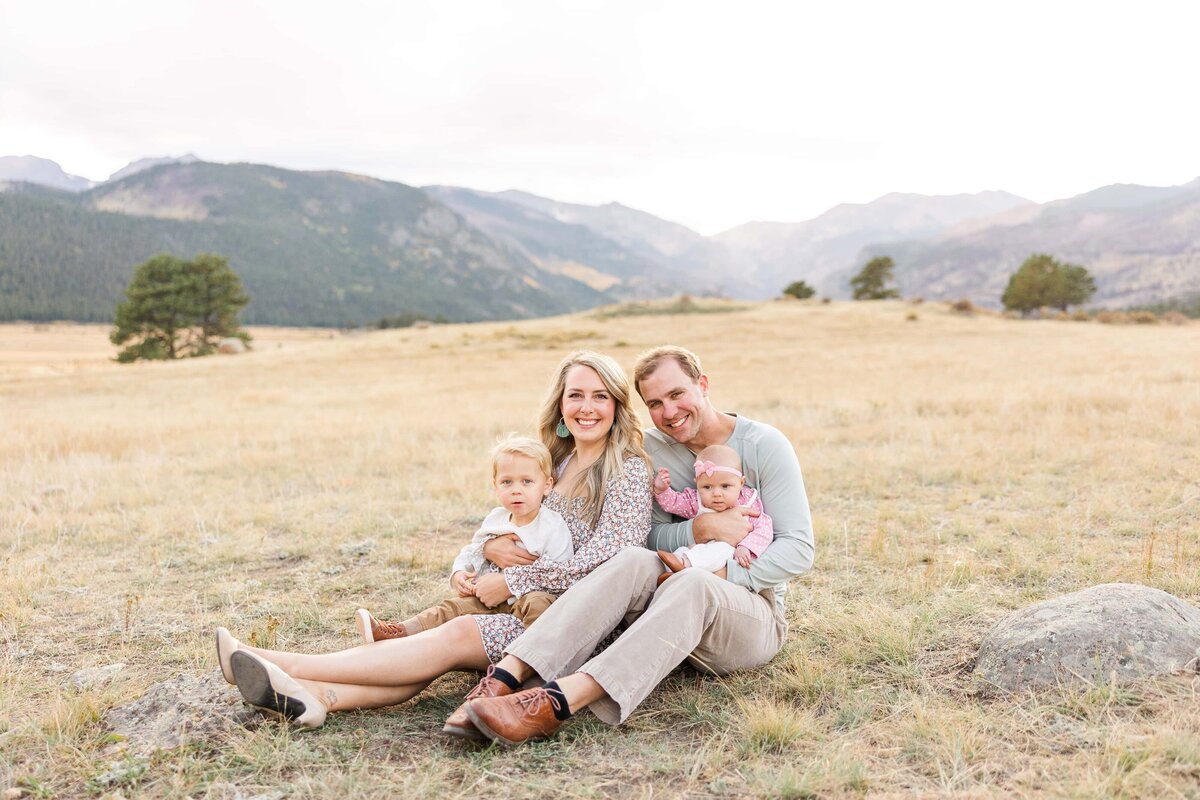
[505,547,787,724]
[414,591,555,632]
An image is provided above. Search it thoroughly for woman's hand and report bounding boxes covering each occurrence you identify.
[472,573,513,608]
[692,506,757,545]
[482,535,539,569]
[451,570,476,597]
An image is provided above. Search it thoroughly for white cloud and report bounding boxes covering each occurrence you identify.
[1,0,1197,233]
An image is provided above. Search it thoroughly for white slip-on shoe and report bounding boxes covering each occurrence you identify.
[215,627,240,685]
[230,650,327,729]
[354,609,375,644]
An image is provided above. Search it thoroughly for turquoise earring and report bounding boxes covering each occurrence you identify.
[555,417,571,438]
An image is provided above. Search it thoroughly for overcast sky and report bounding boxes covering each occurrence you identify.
[2,1,1198,234]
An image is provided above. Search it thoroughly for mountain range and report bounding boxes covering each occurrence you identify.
[1,155,1197,325]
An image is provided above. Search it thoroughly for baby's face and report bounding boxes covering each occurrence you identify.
[697,472,744,512]
[493,454,552,519]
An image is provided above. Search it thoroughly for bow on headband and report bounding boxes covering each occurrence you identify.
[694,460,744,479]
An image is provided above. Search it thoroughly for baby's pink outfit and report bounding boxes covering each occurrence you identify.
[654,485,773,571]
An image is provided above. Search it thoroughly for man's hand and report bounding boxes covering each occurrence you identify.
[472,573,512,608]
[451,570,476,597]
[482,534,538,568]
[734,545,753,569]
[692,506,757,546]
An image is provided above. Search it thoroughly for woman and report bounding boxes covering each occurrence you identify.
[215,351,652,729]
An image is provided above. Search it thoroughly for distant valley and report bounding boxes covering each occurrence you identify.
[1,155,1197,325]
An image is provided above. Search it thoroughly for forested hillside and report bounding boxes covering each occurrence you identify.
[0,163,610,326]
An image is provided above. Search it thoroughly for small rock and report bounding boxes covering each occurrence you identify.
[94,757,147,787]
[47,661,70,673]
[5,787,27,799]
[217,338,247,355]
[104,669,260,755]
[70,663,125,690]
[339,539,376,557]
[975,583,1200,691]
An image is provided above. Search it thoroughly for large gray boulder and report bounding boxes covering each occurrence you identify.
[975,583,1200,691]
[104,670,260,754]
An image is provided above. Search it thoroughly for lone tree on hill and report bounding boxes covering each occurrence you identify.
[782,280,816,299]
[1001,253,1096,316]
[850,256,900,300]
[111,253,250,362]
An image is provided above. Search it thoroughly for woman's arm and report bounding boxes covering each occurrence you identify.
[503,457,651,596]
[482,535,538,568]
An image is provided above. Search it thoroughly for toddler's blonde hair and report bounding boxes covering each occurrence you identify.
[491,435,554,479]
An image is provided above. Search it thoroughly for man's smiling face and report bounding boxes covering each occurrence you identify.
[638,358,710,449]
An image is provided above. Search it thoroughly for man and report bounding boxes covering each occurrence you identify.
[445,345,814,745]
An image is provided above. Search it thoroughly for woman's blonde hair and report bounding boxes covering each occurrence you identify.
[536,350,649,526]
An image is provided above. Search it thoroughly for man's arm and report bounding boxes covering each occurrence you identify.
[724,426,814,592]
[645,504,695,552]
[644,435,701,552]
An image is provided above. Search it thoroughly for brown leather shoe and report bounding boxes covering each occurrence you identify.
[656,571,673,587]
[442,666,514,740]
[657,550,686,573]
[465,687,565,746]
[355,609,407,644]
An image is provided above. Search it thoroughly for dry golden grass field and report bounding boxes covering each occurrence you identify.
[2,301,1199,799]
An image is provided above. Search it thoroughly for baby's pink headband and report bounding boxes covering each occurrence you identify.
[694,460,743,479]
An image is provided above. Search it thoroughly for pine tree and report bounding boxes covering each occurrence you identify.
[1001,254,1095,315]
[850,256,900,300]
[111,253,250,362]
[783,280,816,299]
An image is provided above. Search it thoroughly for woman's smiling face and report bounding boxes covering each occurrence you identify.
[560,364,616,447]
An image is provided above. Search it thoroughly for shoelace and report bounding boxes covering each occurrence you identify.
[466,665,503,700]
[514,688,562,717]
[375,621,406,637]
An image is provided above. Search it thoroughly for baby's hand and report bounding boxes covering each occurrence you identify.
[653,468,672,494]
[451,570,476,597]
[734,545,753,569]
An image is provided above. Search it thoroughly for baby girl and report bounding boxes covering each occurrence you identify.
[653,443,773,583]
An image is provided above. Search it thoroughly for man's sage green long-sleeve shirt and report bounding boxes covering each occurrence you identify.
[644,414,814,615]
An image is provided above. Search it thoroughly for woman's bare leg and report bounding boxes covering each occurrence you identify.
[295,678,433,712]
[238,616,491,686]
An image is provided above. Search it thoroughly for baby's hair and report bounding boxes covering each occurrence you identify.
[696,443,742,472]
[491,435,554,479]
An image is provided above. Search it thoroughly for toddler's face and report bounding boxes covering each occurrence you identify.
[697,472,744,512]
[493,453,553,518]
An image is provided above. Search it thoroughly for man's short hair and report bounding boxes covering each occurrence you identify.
[632,345,703,398]
[491,435,554,479]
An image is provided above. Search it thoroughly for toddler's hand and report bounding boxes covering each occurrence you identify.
[653,468,672,494]
[451,570,476,597]
[734,545,753,569]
